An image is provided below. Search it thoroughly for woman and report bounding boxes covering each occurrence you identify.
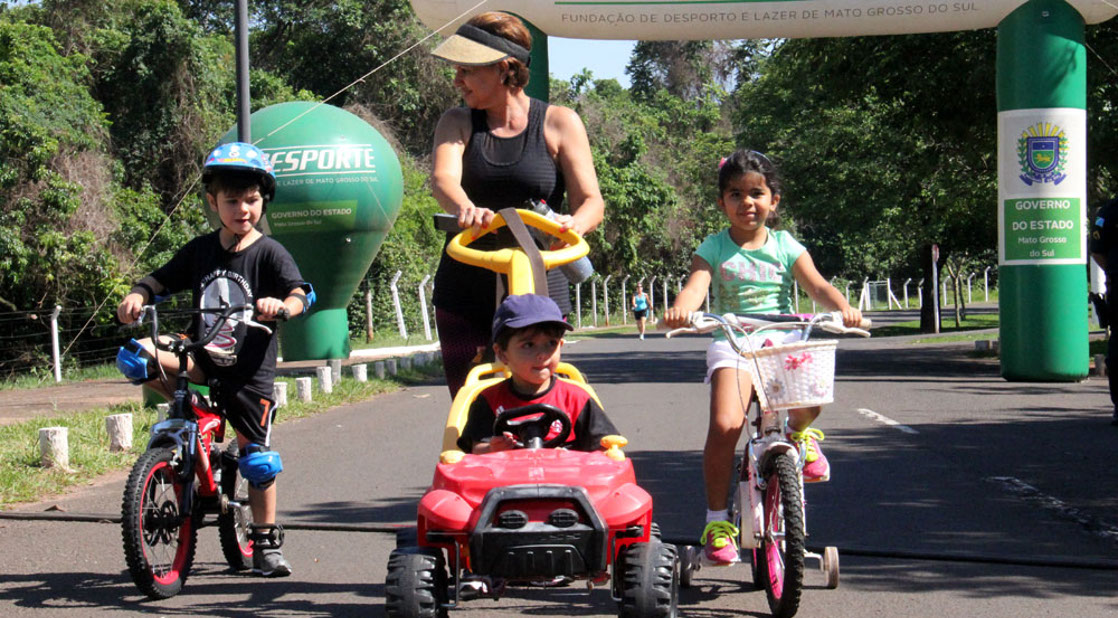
[429,11,605,398]
[632,282,650,340]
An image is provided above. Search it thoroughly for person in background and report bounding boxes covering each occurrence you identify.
[632,283,650,340]
[1088,196,1118,426]
[428,11,605,399]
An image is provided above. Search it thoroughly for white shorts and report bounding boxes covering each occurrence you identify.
[704,332,804,384]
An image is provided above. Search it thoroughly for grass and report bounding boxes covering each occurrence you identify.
[872,313,1000,339]
[0,364,121,391]
[0,366,439,510]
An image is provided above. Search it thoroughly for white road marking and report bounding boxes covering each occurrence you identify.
[987,476,1118,545]
[856,408,919,434]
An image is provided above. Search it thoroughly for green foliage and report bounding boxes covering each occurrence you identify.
[0,18,122,312]
[185,0,457,158]
[734,32,1000,279]
[347,157,442,342]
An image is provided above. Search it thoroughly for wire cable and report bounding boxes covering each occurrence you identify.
[49,1,490,381]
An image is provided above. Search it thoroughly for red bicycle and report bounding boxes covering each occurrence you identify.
[118,303,283,598]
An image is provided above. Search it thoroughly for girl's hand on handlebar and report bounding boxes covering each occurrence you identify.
[118,293,146,325]
[840,306,864,329]
[662,306,695,330]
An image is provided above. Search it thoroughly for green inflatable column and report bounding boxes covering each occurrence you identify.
[522,18,549,102]
[216,102,403,360]
[996,0,1088,381]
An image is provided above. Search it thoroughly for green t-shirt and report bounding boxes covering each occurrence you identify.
[695,228,806,316]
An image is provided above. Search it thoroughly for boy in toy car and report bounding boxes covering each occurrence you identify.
[457,294,618,454]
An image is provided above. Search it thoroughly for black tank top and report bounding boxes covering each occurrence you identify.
[433,97,571,320]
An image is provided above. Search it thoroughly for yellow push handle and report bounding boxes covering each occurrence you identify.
[445,209,590,295]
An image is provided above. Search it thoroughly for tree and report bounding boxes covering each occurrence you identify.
[734,31,1000,331]
[182,0,457,158]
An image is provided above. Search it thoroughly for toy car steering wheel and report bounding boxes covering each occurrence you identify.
[493,404,572,449]
[445,209,589,295]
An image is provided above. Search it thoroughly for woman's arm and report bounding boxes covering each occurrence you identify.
[431,107,494,229]
[792,251,862,326]
[547,106,604,236]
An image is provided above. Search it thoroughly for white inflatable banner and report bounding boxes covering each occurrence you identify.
[412,1,1117,40]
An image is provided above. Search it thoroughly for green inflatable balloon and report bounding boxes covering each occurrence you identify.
[214,102,403,360]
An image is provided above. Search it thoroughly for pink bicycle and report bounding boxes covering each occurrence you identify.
[667,311,869,617]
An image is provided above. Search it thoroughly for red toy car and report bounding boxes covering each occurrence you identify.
[385,363,679,618]
[385,210,680,617]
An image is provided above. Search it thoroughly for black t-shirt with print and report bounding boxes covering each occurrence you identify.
[152,231,306,394]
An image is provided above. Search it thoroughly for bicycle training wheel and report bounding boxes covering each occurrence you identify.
[121,446,198,599]
[756,453,806,618]
[218,442,254,570]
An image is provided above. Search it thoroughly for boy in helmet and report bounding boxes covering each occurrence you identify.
[117,142,311,577]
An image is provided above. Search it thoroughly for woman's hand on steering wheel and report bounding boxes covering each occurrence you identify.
[456,203,495,231]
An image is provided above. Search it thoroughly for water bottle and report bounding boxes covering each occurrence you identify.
[525,200,595,284]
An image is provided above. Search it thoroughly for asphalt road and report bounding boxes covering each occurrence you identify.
[2,321,1117,617]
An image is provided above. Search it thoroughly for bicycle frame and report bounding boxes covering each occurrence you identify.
[137,304,265,514]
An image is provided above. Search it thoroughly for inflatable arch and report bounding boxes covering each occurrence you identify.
[412,0,1118,381]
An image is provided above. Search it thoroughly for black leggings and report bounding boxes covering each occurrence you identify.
[435,308,492,399]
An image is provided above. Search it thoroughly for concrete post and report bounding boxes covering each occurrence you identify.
[106,414,133,452]
[296,377,313,402]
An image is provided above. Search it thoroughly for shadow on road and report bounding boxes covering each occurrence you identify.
[0,567,381,616]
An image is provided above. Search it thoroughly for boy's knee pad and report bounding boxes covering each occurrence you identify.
[116,339,158,385]
[239,443,283,489]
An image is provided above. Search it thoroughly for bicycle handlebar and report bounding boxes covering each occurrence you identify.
[135,303,277,355]
[664,311,872,340]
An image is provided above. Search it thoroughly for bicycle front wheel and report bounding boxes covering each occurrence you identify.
[757,452,805,618]
[121,446,198,599]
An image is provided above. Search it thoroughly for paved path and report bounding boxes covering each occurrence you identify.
[3,310,1117,616]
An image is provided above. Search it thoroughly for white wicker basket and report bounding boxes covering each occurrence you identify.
[746,340,837,410]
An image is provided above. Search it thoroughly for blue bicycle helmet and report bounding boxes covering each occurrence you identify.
[202,142,276,202]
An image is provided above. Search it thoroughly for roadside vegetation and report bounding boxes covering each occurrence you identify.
[0,367,438,510]
[5,2,1116,381]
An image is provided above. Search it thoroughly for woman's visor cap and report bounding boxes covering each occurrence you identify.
[432,23,531,67]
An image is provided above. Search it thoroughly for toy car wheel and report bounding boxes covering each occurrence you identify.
[678,545,698,589]
[385,547,448,618]
[618,539,679,618]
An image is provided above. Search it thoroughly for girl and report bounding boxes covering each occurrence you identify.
[663,150,862,566]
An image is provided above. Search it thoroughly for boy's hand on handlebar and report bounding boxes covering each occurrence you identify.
[117,293,146,325]
[255,297,288,321]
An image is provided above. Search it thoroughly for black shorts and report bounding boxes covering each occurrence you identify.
[212,383,276,446]
[633,309,647,319]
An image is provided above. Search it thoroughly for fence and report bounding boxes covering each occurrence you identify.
[2,267,997,382]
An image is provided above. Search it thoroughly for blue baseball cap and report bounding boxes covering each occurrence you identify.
[492,294,573,341]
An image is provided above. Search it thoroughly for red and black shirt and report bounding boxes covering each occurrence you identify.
[457,377,618,453]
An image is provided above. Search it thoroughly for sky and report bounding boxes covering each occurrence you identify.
[547,37,636,88]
